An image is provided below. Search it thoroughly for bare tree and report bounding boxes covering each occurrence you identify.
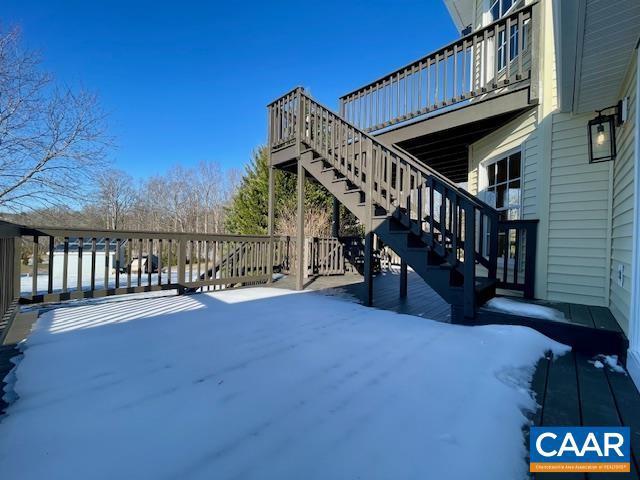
[10,159,242,234]
[0,26,109,211]
[276,205,331,237]
[194,161,221,233]
[93,169,136,230]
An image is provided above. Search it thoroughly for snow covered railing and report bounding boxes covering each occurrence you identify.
[4,221,352,306]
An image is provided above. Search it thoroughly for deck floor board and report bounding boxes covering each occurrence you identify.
[532,351,640,479]
[273,271,452,323]
[590,306,623,333]
[569,304,595,328]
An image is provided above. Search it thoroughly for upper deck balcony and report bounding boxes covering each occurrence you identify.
[337,2,539,181]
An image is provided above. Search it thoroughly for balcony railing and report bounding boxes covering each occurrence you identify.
[338,2,537,132]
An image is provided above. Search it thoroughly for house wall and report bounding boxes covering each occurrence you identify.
[467,0,623,310]
[609,55,637,335]
[545,113,612,306]
[465,0,638,334]
[467,108,538,220]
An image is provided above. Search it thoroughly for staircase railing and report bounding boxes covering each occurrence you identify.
[338,1,537,132]
[269,88,500,316]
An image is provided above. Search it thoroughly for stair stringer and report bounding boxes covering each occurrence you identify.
[301,153,463,306]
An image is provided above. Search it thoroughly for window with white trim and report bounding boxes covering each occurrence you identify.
[489,0,515,21]
[485,151,521,220]
[488,0,525,71]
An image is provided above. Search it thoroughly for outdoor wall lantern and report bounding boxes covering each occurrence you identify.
[588,100,625,163]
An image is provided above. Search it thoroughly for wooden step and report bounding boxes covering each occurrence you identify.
[474,277,497,306]
[459,302,629,359]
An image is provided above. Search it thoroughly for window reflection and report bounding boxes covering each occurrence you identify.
[486,152,521,220]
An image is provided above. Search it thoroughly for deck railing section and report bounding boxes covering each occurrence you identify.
[12,224,347,305]
[338,2,536,132]
[18,226,274,302]
[269,89,501,316]
[0,222,21,342]
[306,237,345,276]
[496,219,537,299]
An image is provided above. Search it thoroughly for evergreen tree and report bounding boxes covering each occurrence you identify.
[225,147,333,235]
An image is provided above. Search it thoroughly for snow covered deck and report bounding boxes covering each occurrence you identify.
[0,287,567,479]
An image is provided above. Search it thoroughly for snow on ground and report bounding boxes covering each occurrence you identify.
[486,297,566,321]
[0,288,567,480]
[22,270,190,297]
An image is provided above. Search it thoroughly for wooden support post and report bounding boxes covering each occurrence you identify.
[524,223,537,300]
[267,164,275,284]
[331,196,340,238]
[13,237,21,299]
[363,137,374,307]
[177,239,186,295]
[363,232,374,306]
[47,236,54,294]
[463,206,476,318]
[296,156,306,291]
[488,214,499,280]
[529,2,541,101]
[400,259,408,299]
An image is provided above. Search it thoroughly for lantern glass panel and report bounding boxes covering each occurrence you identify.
[589,117,614,162]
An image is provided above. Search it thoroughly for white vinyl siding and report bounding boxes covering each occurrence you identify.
[546,111,611,305]
[609,55,637,335]
[464,0,636,318]
[468,108,538,219]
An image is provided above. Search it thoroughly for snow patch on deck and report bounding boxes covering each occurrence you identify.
[486,297,566,321]
[0,287,567,479]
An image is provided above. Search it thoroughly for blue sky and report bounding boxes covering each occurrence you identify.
[3,1,458,177]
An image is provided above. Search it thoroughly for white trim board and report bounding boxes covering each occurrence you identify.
[629,351,640,390]
[628,45,640,389]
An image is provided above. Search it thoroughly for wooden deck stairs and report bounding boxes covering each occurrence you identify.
[267,88,630,360]
[269,88,501,319]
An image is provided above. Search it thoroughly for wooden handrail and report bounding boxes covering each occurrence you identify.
[268,88,502,316]
[8,219,348,306]
[338,1,537,132]
[22,225,279,242]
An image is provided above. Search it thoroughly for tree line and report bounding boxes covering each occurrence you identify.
[11,161,240,233]
[1,26,359,238]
